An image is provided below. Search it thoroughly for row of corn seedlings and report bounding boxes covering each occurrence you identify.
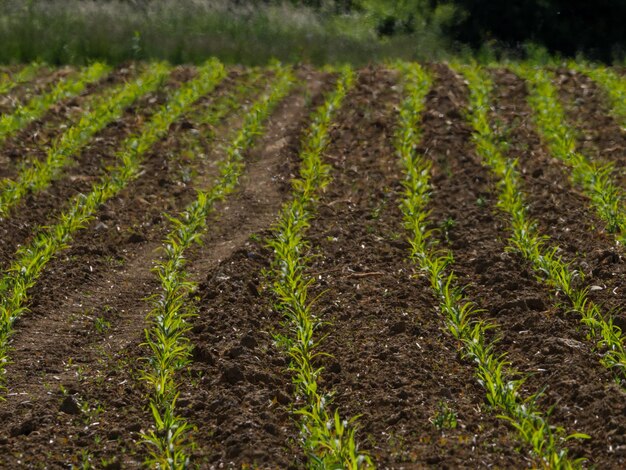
[0,63,42,95]
[266,67,372,469]
[0,63,110,144]
[511,64,626,245]
[0,59,227,396]
[571,63,626,130]
[458,63,626,384]
[0,63,171,218]
[397,62,586,468]
[140,65,295,468]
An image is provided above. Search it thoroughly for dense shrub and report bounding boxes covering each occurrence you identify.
[441,0,626,62]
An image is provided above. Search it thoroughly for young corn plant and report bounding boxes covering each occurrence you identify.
[0,62,171,217]
[266,67,372,469]
[397,62,587,469]
[0,63,111,144]
[0,59,227,397]
[140,65,295,469]
[571,62,626,129]
[511,64,626,245]
[459,63,626,384]
[0,63,43,95]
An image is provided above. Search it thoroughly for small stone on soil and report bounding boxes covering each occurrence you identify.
[240,333,257,349]
[192,345,215,365]
[221,364,245,384]
[59,396,81,415]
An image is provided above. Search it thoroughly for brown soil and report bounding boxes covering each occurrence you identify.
[1,64,626,469]
[555,68,626,183]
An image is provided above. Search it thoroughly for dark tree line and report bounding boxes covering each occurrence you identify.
[281,0,626,61]
[450,0,626,61]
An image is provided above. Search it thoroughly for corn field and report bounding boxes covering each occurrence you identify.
[0,60,625,468]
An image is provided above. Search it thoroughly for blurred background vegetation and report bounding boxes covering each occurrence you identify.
[0,0,623,65]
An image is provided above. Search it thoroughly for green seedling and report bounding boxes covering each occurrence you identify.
[265,67,372,469]
[94,317,111,334]
[440,216,455,244]
[431,401,458,430]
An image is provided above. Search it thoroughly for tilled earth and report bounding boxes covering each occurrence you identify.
[0,63,625,468]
